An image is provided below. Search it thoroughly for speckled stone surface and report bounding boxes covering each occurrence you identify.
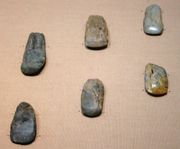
[10,102,36,145]
[85,15,108,50]
[21,33,46,76]
[143,4,163,35]
[81,79,104,117]
[145,63,168,96]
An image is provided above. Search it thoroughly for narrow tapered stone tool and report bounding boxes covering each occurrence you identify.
[85,15,108,50]
[10,102,36,145]
[81,79,104,117]
[143,4,163,35]
[145,63,168,96]
[21,33,46,76]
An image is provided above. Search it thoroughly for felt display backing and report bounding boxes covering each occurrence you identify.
[0,0,180,148]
